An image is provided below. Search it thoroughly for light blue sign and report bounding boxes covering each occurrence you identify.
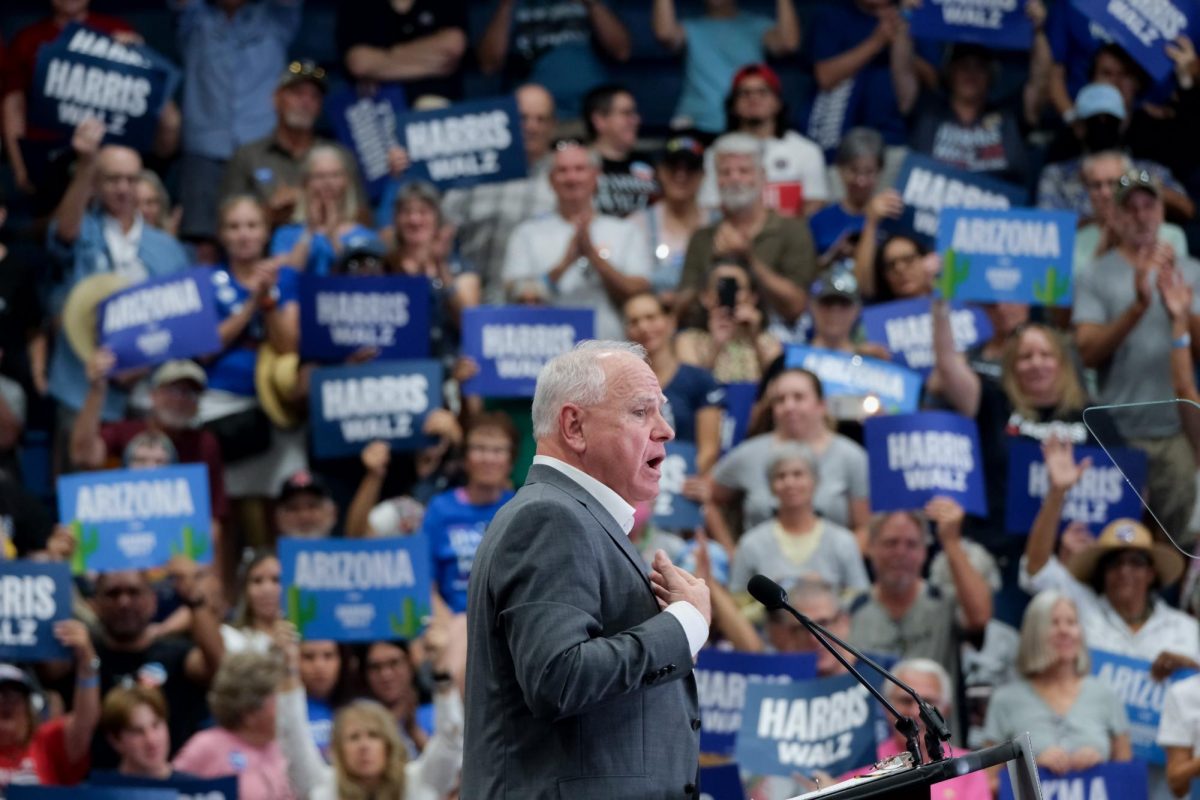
[1005,438,1148,534]
[998,760,1147,800]
[859,297,992,375]
[278,535,432,642]
[654,441,703,531]
[397,95,528,191]
[909,0,1033,49]
[785,345,923,414]
[864,411,987,516]
[937,208,1078,306]
[461,306,593,398]
[736,673,879,778]
[90,773,238,800]
[1071,0,1193,83]
[696,649,817,757]
[699,763,746,800]
[99,269,222,370]
[57,464,212,574]
[892,153,1027,242]
[1091,648,1196,765]
[309,360,443,459]
[326,82,407,202]
[298,274,432,362]
[0,561,71,662]
[720,382,758,454]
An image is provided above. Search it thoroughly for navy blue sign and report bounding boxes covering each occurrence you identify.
[326,82,407,202]
[99,269,221,370]
[1004,438,1149,534]
[278,535,432,642]
[720,382,758,454]
[0,561,71,662]
[909,0,1033,49]
[298,274,431,362]
[29,24,179,151]
[9,789,176,800]
[937,209,1078,306]
[90,774,238,800]
[785,345,923,414]
[696,649,818,757]
[699,763,746,800]
[1071,0,1192,83]
[859,297,992,375]
[864,411,987,516]
[736,673,879,778]
[57,464,213,574]
[654,441,703,531]
[309,360,443,459]
[892,153,1027,242]
[461,306,593,398]
[998,760,1147,800]
[1091,648,1196,765]
[397,96,528,190]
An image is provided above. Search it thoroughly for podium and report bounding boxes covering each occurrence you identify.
[792,735,1042,800]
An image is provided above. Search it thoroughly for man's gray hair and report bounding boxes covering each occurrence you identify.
[531,340,647,439]
[890,658,953,708]
[1081,149,1132,178]
[712,133,764,166]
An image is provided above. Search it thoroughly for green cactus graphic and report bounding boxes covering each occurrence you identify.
[70,521,100,575]
[938,249,970,300]
[170,525,210,562]
[286,585,318,635]
[388,596,429,640]
[1032,265,1069,306]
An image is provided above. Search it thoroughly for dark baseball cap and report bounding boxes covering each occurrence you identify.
[658,136,705,170]
[811,270,860,303]
[1116,168,1161,206]
[278,60,327,93]
[277,470,332,503]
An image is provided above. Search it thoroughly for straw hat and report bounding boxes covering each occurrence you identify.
[62,273,131,361]
[1067,518,1184,587]
[254,343,303,429]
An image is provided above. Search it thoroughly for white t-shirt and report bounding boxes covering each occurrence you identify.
[1158,672,1200,754]
[700,131,831,215]
[502,211,652,340]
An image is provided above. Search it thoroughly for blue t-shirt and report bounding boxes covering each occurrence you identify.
[809,204,865,256]
[676,13,773,134]
[269,223,383,277]
[664,364,724,444]
[206,265,298,396]
[306,695,334,762]
[421,487,515,612]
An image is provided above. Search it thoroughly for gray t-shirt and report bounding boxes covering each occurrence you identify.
[729,518,869,595]
[982,676,1129,758]
[1073,248,1200,438]
[712,433,869,530]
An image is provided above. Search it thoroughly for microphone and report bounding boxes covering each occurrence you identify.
[747,575,951,765]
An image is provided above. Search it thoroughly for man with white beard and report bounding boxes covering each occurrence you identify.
[676,133,816,333]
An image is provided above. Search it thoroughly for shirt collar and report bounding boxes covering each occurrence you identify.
[532,455,636,536]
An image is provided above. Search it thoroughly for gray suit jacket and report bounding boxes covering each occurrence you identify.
[463,464,701,799]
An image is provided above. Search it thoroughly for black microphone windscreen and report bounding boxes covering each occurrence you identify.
[747,574,787,611]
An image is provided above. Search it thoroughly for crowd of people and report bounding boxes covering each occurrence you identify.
[1,0,1200,798]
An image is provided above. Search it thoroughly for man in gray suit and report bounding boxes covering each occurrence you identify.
[464,340,712,799]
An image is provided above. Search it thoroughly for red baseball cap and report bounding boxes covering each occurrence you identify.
[731,63,782,96]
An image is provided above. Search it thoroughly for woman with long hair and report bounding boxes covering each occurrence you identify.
[221,551,282,654]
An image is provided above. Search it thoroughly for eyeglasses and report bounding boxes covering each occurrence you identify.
[883,252,921,272]
[735,86,775,99]
[286,60,326,81]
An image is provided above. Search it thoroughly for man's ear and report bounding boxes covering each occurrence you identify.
[560,404,587,455]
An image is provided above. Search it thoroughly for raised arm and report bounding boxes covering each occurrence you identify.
[51,119,106,246]
[930,296,982,417]
[764,0,801,56]
[652,0,687,52]
[814,14,892,90]
[1025,437,1090,576]
[57,620,101,763]
[587,1,632,63]
[70,349,116,470]
[477,0,516,74]
[345,441,390,537]
[925,497,991,631]
[1074,254,1153,368]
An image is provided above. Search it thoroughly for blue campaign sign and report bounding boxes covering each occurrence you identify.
[278,535,432,642]
[864,411,987,516]
[720,382,758,454]
[1090,648,1196,765]
[28,24,179,151]
[699,763,746,800]
[298,274,432,362]
[99,269,222,370]
[0,561,71,662]
[785,345,923,415]
[326,82,408,202]
[696,649,818,757]
[461,306,593,398]
[998,760,1147,800]
[397,95,528,191]
[1071,0,1192,84]
[892,153,1027,242]
[736,673,879,778]
[909,0,1033,49]
[9,789,177,800]
[57,464,213,574]
[859,297,993,375]
[654,441,703,531]
[309,360,443,459]
[1004,438,1149,534]
[936,208,1078,306]
[90,773,238,800]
